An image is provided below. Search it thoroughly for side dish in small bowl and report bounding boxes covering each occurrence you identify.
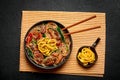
[76,38,100,68]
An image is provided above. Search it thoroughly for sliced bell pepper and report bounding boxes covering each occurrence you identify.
[26,33,32,44]
[37,33,42,39]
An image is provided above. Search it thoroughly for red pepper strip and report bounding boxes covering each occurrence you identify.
[26,33,32,44]
[28,33,32,37]
[37,33,42,39]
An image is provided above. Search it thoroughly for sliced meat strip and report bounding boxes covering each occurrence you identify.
[43,57,56,66]
[33,50,44,64]
[55,54,63,64]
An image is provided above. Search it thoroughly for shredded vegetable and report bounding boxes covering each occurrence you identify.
[26,47,33,58]
[57,27,65,43]
[37,37,58,56]
[77,47,95,66]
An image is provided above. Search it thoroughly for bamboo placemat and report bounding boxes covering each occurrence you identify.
[19,11,106,77]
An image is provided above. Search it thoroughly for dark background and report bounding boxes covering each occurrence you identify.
[0,0,120,80]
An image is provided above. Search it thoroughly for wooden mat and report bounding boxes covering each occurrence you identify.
[19,11,106,77]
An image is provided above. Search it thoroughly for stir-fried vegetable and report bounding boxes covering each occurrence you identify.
[26,47,33,58]
[26,33,32,44]
[57,27,65,43]
[42,33,46,37]
[56,27,69,53]
[31,38,37,45]
[37,33,42,39]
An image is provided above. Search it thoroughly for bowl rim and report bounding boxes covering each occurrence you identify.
[24,20,73,69]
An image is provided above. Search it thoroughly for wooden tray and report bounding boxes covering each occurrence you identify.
[19,11,106,77]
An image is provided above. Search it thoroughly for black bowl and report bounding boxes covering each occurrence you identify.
[76,46,98,68]
[24,20,73,69]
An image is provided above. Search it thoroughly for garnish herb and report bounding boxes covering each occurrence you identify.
[26,47,33,58]
[57,27,65,43]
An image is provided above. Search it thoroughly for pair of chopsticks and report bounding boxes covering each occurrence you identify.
[62,15,101,36]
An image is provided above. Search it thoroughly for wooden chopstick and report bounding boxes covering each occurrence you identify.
[64,26,101,36]
[62,15,96,31]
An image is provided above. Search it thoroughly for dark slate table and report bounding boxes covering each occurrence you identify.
[0,0,120,80]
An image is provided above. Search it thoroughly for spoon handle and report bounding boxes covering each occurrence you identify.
[92,37,101,48]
